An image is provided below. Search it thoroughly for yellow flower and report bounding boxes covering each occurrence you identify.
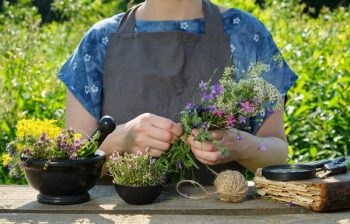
[2,154,11,166]
[16,118,61,140]
[73,132,82,139]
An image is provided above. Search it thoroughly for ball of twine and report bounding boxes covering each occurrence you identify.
[214,170,248,203]
[176,168,248,203]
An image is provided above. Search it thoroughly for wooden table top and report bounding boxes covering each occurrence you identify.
[0,184,349,224]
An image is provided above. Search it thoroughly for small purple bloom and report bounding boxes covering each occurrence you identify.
[40,133,46,141]
[268,108,274,114]
[201,92,210,101]
[226,115,236,127]
[202,122,209,132]
[258,144,266,151]
[235,135,242,141]
[253,98,260,105]
[239,115,247,124]
[177,160,183,170]
[185,103,192,110]
[213,110,224,117]
[286,202,295,207]
[208,105,215,112]
[240,101,253,113]
[199,80,207,90]
[210,83,223,97]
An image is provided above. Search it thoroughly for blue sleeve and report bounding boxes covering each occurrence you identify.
[248,18,298,134]
[57,15,122,120]
[257,22,298,98]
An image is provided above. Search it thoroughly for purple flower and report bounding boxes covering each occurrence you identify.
[286,202,295,207]
[240,101,253,113]
[268,108,274,114]
[239,115,247,124]
[213,110,224,117]
[253,98,260,105]
[199,80,207,90]
[202,122,209,132]
[185,103,192,110]
[226,115,236,128]
[40,133,46,141]
[210,83,223,96]
[201,92,211,101]
[177,160,183,170]
[208,105,215,112]
[258,144,266,151]
[235,135,242,141]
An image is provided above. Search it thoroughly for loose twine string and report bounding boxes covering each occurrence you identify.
[176,165,248,203]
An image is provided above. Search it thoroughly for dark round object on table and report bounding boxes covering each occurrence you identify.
[114,184,163,205]
[21,150,106,205]
[262,164,316,181]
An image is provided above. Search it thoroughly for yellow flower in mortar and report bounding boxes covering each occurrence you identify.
[2,154,11,166]
[16,118,61,140]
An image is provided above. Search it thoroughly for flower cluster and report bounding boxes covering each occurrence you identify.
[107,152,165,187]
[2,119,99,177]
[156,65,281,180]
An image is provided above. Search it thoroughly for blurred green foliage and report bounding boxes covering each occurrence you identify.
[0,0,349,183]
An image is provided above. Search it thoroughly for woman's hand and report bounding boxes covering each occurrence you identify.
[122,113,183,157]
[187,128,242,166]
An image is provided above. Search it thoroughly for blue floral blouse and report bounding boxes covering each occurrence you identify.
[57,8,298,134]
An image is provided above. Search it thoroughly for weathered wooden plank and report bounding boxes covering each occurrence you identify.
[0,213,349,224]
[0,184,315,216]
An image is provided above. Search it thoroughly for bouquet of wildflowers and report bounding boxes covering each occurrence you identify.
[107,152,165,187]
[156,64,281,179]
[1,118,99,177]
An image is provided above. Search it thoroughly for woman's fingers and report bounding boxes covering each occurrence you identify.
[191,145,222,165]
[147,125,178,143]
[149,114,183,137]
[187,135,217,152]
[143,137,171,152]
[144,147,164,158]
[191,129,226,141]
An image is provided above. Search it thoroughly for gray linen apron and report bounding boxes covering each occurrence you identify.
[102,0,245,185]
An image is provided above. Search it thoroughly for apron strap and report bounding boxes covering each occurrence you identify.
[117,0,224,35]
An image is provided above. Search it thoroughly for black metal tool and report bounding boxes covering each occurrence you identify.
[92,115,117,147]
[317,157,349,179]
[262,157,350,181]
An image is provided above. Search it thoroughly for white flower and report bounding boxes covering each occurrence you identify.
[84,54,91,62]
[90,85,98,93]
[72,62,77,71]
[230,44,236,53]
[233,17,240,24]
[102,36,109,46]
[180,22,189,30]
[85,85,98,94]
[85,86,90,94]
[254,34,260,42]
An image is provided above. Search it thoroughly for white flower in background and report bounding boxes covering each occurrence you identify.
[180,22,189,30]
[72,62,77,71]
[233,17,240,24]
[254,34,260,42]
[102,36,109,46]
[84,54,91,62]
